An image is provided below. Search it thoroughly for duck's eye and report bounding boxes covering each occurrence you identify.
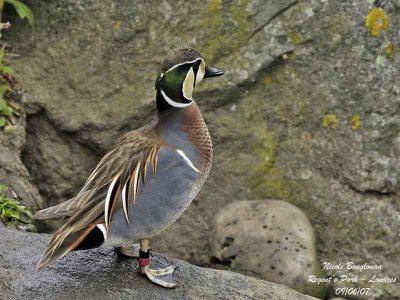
[192,66,199,87]
[193,66,199,76]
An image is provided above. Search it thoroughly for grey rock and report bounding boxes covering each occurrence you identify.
[0,95,43,211]
[23,114,100,208]
[0,224,317,300]
[211,200,325,298]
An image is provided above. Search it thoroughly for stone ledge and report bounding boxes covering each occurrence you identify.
[0,224,318,300]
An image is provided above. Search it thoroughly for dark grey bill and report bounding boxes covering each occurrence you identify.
[204,66,224,78]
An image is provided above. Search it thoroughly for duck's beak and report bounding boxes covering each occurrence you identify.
[204,66,224,78]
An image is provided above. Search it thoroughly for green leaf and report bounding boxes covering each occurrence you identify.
[0,65,15,75]
[0,48,4,63]
[2,210,12,218]
[5,199,18,205]
[3,106,12,116]
[0,117,6,127]
[5,0,35,28]
[3,105,12,115]
[24,209,32,217]
[0,84,10,97]
[0,98,6,110]
[18,213,30,223]
[9,210,19,219]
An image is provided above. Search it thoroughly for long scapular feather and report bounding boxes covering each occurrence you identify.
[150,147,159,177]
[37,197,106,268]
[121,179,131,225]
[119,146,161,224]
[104,173,120,231]
[35,135,164,270]
[36,225,96,269]
[132,161,141,204]
[33,197,77,219]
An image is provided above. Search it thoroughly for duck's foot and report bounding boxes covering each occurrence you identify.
[139,239,177,288]
[140,261,177,288]
[117,244,140,257]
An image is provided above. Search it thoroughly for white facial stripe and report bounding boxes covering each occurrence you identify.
[176,149,200,173]
[196,60,205,84]
[160,89,193,108]
[182,67,195,100]
[164,58,204,75]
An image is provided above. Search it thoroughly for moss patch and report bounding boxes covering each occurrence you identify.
[263,75,273,87]
[197,0,250,62]
[288,31,303,45]
[252,129,289,200]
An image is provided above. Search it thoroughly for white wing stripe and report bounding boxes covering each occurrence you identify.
[176,149,200,173]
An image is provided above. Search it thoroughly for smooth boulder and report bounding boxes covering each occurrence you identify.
[211,200,325,298]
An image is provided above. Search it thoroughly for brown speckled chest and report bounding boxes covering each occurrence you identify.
[181,103,213,175]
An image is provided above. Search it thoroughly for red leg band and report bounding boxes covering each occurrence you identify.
[139,258,150,267]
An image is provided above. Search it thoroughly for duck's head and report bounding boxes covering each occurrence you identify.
[155,47,224,111]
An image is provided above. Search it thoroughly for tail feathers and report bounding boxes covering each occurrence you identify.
[36,225,95,269]
[34,198,77,220]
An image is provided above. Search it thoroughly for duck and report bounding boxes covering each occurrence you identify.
[33,46,224,288]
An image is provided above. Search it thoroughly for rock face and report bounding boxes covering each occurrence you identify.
[0,94,43,211]
[0,224,317,300]
[3,0,400,299]
[211,200,325,298]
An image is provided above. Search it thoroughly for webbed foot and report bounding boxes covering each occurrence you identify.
[140,261,177,288]
[138,239,177,288]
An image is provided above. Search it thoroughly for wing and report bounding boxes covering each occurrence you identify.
[35,128,163,269]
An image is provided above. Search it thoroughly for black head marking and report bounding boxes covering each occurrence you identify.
[155,47,223,112]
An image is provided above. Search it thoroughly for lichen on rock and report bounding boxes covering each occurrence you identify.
[322,114,339,129]
[350,114,361,130]
[365,8,389,37]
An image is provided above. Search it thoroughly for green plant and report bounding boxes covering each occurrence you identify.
[0,183,34,228]
[0,46,15,128]
[0,1,33,129]
[0,0,34,28]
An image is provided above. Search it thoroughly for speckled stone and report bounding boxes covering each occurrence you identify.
[211,200,325,298]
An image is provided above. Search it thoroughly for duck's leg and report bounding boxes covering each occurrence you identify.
[139,239,177,288]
